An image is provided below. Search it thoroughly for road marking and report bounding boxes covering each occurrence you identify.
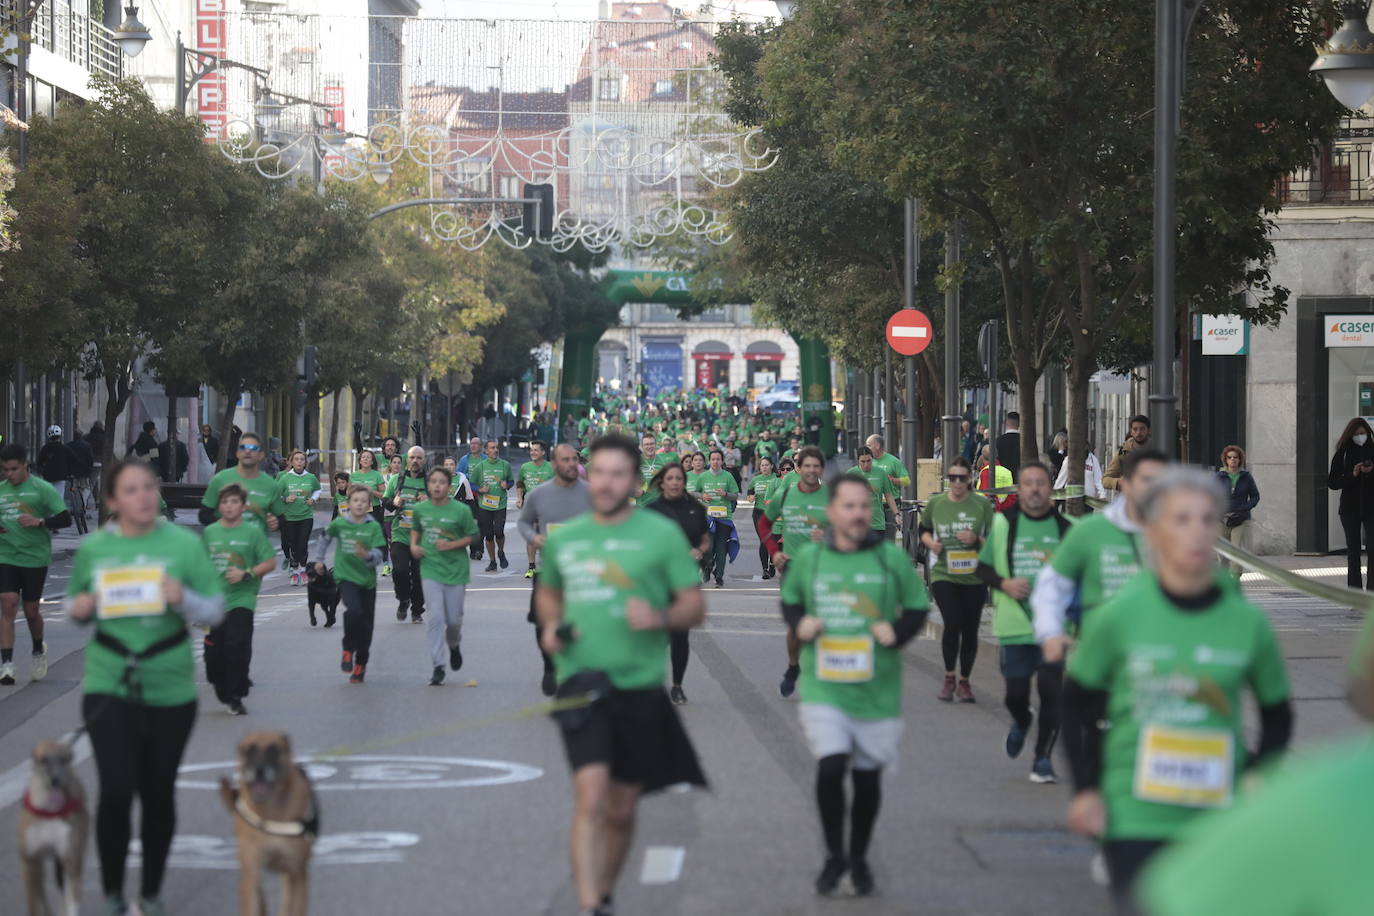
[132,831,421,869]
[0,732,92,811]
[177,754,543,791]
[640,845,685,885]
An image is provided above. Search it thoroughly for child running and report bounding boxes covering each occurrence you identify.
[410,467,479,686]
[202,484,276,715]
[312,484,386,684]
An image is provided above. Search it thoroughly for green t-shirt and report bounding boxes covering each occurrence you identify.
[1139,735,1374,916]
[333,490,349,513]
[276,470,321,522]
[0,474,66,568]
[751,473,775,507]
[349,469,385,508]
[685,470,703,492]
[764,479,828,547]
[1068,574,1290,841]
[922,492,994,583]
[202,468,287,537]
[978,511,1067,644]
[691,469,739,518]
[518,460,555,497]
[756,440,779,461]
[872,452,910,489]
[203,520,274,612]
[1047,513,1143,614]
[781,540,928,719]
[70,520,223,706]
[471,458,514,511]
[383,473,429,544]
[541,509,700,690]
[323,514,386,588]
[411,499,479,585]
[847,466,898,530]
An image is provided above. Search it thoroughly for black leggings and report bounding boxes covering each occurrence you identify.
[816,754,882,860]
[671,630,689,686]
[931,580,987,677]
[1005,662,1064,758]
[1342,513,1374,590]
[340,581,377,665]
[280,518,313,569]
[204,607,254,704]
[390,542,424,614]
[1103,838,1168,904]
[752,509,772,572]
[83,695,197,899]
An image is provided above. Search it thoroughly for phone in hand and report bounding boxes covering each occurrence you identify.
[555,622,578,644]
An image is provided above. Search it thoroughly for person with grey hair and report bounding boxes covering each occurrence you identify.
[1059,465,1293,904]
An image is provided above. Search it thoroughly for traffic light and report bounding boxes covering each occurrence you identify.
[522,182,554,241]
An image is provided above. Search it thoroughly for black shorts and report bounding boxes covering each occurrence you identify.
[558,686,708,794]
[477,507,507,539]
[0,564,47,602]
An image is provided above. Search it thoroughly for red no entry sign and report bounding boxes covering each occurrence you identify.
[886,310,933,356]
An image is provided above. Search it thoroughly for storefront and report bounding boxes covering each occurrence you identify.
[745,340,784,388]
[692,340,732,389]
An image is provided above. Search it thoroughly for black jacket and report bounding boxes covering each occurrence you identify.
[647,495,708,548]
[995,431,1021,480]
[1329,440,1374,517]
[1216,469,1260,524]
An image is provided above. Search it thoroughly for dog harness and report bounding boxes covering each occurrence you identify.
[233,767,320,839]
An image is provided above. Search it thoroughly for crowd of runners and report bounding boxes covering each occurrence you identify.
[0,386,1364,915]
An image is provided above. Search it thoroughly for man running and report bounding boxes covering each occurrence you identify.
[517,443,590,696]
[864,434,910,537]
[783,474,929,896]
[383,446,429,623]
[763,446,830,699]
[976,462,1072,783]
[690,448,739,588]
[471,439,514,572]
[849,448,900,542]
[200,432,286,538]
[516,440,555,578]
[0,444,70,685]
[536,434,707,916]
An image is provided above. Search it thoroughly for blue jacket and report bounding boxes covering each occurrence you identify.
[1217,468,1260,523]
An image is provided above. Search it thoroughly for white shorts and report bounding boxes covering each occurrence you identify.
[798,703,904,771]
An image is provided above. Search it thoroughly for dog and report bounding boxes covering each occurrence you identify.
[305,565,339,628]
[219,730,318,916]
[18,741,88,916]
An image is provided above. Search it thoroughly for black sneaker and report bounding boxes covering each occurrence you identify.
[449,643,463,671]
[485,560,498,572]
[779,664,801,699]
[669,684,687,705]
[396,601,409,622]
[815,856,848,896]
[411,611,424,624]
[1005,720,1030,759]
[498,552,509,569]
[227,700,247,716]
[762,568,774,580]
[850,859,875,896]
[541,670,557,697]
[429,666,445,686]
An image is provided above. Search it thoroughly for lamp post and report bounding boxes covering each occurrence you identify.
[1311,3,1374,109]
[173,31,271,115]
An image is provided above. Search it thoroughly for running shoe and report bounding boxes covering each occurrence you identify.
[670,684,687,705]
[382,563,391,577]
[1030,756,1057,784]
[396,601,408,622]
[779,664,800,699]
[541,670,557,697]
[0,661,15,686]
[498,552,509,569]
[138,898,166,916]
[429,666,445,686]
[349,664,366,684]
[30,644,48,682]
[411,611,424,624]
[485,560,498,572]
[714,578,724,588]
[227,700,247,716]
[937,673,956,702]
[449,642,463,671]
[814,856,848,896]
[956,678,976,703]
[1005,721,1029,759]
[762,567,774,580]
[525,566,535,579]
[99,894,128,916]
[340,650,354,673]
[849,859,876,896]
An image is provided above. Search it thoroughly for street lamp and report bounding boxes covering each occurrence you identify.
[113,4,153,59]
[1312,2,1374,110]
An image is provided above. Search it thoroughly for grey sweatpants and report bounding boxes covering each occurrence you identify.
[421,580,466,668]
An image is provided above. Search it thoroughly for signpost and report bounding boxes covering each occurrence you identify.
[978,320,1000,473]
[886,310,934,357]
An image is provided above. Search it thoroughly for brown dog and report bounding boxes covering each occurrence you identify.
[18,740,88,916]
[219,730,318,916]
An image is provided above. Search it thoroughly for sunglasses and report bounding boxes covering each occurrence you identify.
[239,443,262,452]
[947,474,970,483]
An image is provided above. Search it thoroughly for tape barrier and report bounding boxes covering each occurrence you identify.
[1215,537,1374,615]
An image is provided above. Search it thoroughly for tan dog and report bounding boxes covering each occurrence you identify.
[219,731,318,916]
[18,741,88,916]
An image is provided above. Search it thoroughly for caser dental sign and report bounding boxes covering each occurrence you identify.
[1326,316,1374,347]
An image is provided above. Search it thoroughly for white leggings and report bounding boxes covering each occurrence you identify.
[421,580,466,668]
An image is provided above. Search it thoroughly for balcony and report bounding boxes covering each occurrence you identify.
[2,0,123,82]
[1278,118,1374,207]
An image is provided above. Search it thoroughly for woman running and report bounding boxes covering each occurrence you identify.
[67,459,224,916]
[276,448,320,586]
[646,462,710,705]
[381,453,403,577]
[752,456,778,579]
[351,449,385,525]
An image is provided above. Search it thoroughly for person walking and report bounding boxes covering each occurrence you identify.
[647,461,711,704]
[0,443,71,685]
[1328,417,1374,590]
[410,467,479,686]
[276,449,321,586]
[995,411,1022,482]
[67,459,224,916]
[313,484,386,683]
[383,446,429,622]
[1216,445,1259,573]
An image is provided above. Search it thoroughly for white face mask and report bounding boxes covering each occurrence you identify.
[1355,434,1369,447]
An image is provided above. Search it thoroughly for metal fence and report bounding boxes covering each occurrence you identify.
[1278,120,1374,206]
[4,0,125,82]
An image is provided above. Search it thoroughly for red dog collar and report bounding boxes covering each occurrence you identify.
[22,789,82,819]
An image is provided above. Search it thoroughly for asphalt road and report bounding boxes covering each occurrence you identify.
[0,506,1364,915]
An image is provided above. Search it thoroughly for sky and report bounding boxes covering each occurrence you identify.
[419,1,780,21]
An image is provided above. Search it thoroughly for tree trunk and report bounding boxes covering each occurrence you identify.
[1065,350,1093,516]
[1012,353,1043,468]
[164,393,177,483]
[328,386,343,479]
[98,371,133,523]
[217,391,238,471]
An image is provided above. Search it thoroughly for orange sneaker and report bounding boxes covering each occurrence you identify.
[349,664,366,684]
[340,650,354,673]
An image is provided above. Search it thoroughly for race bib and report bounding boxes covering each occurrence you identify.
[400,507,415,526]
[707,506,727,518]
[816,635,874,683]
[96,565,165,619]
[480,493,501,510]
[947,549,978,573]
[1133,724,1234,809]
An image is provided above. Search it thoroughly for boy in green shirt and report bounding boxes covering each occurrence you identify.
[202,484,277,714]
[313,484,387,684]
[411,467,480,686]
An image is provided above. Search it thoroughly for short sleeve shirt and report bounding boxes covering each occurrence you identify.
[472,458,513,511]
[203,521,274,612]
[202,468,288,536]
[922,492,993,583]
[0,474,67,567]
[1048,514,1143,613]
[411,499,480,585]
[324,515,386,587]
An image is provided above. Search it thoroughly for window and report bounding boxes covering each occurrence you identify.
[598,78,621,102]
[653,79,674,97]
[499,175,522,200]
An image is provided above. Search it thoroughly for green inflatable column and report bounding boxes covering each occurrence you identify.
[795,336,836,457]
[558,330,601,442]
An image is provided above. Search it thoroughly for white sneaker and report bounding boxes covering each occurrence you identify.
[30,646,48,681]
[0,661,14,685]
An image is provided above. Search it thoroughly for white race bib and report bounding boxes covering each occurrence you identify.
[707,506,727,518]
[1133,724,1234,809]
[816,634,875,683]
[96,565,165,619]
[947,549,978,573]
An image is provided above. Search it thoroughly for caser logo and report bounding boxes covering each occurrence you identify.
[1207,327,1240,337]
[1333,320,1374,334]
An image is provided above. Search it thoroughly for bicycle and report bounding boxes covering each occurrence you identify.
[65,478,90,535]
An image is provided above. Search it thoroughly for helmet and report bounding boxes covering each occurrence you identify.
[47,425,62,437]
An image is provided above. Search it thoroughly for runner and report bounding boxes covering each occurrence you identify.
[312,484,387,684]
[276,448,321,586]
[411,467,480,686]
[751,456,778,579]
[67,458,224,916]
[516,443,590,696]
[848,448,900,543]
[974,462,1072,783]
[471,439,514,573]
[536,433,707,916]
[200,432,286,538]
[202,484,275,714]
[383,446,429,623]
[0,443,70,685]
[638,432,660,499]
[918,456,993,703]
[782,474,929,896]
[1061,466,1292,901]
[647,461,711,704]
[1032,448,1168,661]
[763,446,830,699]
[442,454,474,504]
[351,449,385,525]
[864,435,909,538]
[330,471,351,519]
[517,440,555,578]
[690,448,740,588]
